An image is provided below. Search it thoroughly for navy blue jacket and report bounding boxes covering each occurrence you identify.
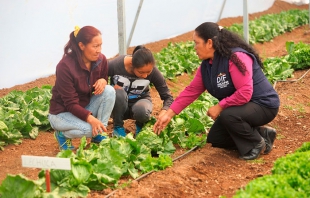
[200,48,280,108]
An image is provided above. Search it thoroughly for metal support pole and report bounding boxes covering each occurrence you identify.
[117,0,127,55]
[127,0,144,49]
[243,0,249,44]
[217,0,227,22]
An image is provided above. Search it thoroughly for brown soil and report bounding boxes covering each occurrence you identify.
[1,1,310,198]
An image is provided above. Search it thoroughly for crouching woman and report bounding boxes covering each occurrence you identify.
[48,26,115,150]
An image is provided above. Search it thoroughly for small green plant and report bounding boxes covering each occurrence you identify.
[272,125,280,130]
[249,158,265,164]
[276,133,285,140]
[170,87,180,95]
[287,95,294,100]
[296,104,306,113]
[283,105,293,110]
[118,180,133,189]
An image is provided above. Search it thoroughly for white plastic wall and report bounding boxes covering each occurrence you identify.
[0,0,282,89]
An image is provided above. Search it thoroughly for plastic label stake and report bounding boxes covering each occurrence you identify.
[21,155,71,192]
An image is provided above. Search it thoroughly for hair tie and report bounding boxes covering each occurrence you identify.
[218,26,223,31]
[74,26,80,37]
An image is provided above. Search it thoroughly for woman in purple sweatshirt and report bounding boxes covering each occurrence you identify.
[48,26,116,150]
[154,22,280,160]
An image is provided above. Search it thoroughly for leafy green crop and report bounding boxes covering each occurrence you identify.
[0,92,217,197]
[0,174,45,198]
[272,151,310,179]
[295,142,310,153]
[263,57,294,84]
[154,41,200,80]
[227,9,309,44]
[234,144,310,198]
[286,41,310,70]
[0,85,52,150]
[263,41,310,84]
[234,174,309,198]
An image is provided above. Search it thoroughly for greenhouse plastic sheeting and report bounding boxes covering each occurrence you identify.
[0,0,278,89]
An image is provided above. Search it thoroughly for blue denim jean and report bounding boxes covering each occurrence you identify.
[48,85,115,139]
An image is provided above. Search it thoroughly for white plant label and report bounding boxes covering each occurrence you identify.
[21,155,71,170]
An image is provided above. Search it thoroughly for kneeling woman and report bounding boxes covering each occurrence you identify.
[108,45,173,137]
[154,22,279,160]
[48,26,115,150]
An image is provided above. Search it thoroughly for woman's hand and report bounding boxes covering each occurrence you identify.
[207,104,223,121]
[113,85,123,90]
[87,114,107,136]
[157,109,167,119]
[93,78,107,95]
[153,109,175,135]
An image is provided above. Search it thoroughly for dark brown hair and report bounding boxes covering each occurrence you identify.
[132,45,155,69]
[195,22,264,74]
[63,26,101,67]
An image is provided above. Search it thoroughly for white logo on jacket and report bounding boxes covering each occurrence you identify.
[217,73,229,88]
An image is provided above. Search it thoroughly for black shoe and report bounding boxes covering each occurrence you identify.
[258,126,276,154]
[240,138,266,160]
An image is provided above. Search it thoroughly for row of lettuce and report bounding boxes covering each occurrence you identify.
[227,9,309,44]
[0,86,52,150]
[157,40,310,84]
[155,9,309,81]
[1,129,309,198]
[0,93,217,198]
[233,142,310,197]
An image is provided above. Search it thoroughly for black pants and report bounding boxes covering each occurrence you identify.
[207,102,279,155]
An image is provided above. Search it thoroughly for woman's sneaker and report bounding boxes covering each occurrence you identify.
[91,134,107,143]
[54,131,75,150]
[113,126,126,137]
